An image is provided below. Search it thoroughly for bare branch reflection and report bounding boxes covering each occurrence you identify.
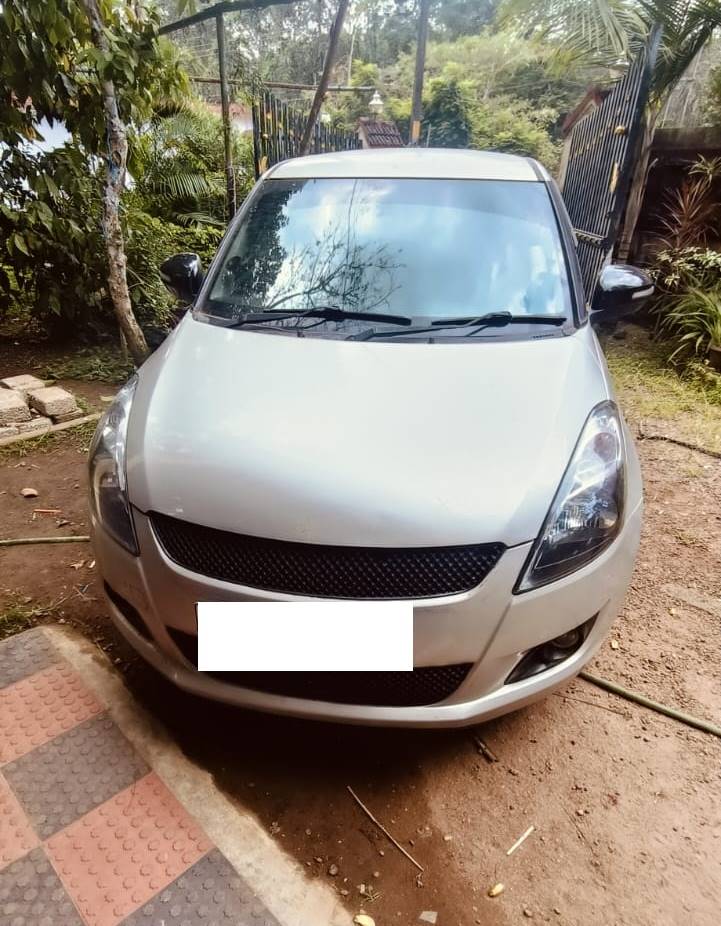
[212,181,403,321]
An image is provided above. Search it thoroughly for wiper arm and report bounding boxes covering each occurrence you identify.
[430,311,514,326]
[352,313,567,341]
[432,312,568,328]
[224,306,413,329]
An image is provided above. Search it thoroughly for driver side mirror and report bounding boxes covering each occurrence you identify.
[590,263,654,320]
[159,253,204,304]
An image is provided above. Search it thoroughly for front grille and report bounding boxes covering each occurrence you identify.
[151,512,504,599]
[167,628,471,706]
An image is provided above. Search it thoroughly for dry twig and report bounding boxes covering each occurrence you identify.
[472,734,498,763]
[552,691,629,717]
[346,785,424,872]
[506,825,535,856]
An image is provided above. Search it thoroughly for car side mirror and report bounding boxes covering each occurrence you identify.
[159,253,204,304]
[590,263,654,320]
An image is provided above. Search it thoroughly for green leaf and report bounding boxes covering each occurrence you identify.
[44,174,61,200]
[13,232,30,256]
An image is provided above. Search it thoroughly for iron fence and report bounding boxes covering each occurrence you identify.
[252,90,360,176]
[561,29,661,295]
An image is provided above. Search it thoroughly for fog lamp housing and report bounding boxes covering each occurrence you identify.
[504,616,597,685]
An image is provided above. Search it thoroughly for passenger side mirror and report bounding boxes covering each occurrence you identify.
[159,253,204,304]
[590,263,654,320]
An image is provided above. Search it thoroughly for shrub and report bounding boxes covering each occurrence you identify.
[659,287,721,359]
[0,144,224,341]
[652,246,721,295]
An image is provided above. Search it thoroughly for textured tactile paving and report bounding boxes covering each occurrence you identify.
[122,848,282,925]
[0,773,39,870]
[0,628,59,690]
[46,772,213,926]
[0,846,83,925]
[4,713,149,838]
[0,662,104,765]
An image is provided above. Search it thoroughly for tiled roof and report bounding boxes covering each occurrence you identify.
[358,118,404,148]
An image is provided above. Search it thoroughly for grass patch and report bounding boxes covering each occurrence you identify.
[602,325,721,452]
[40,346,135,384]
[0,418,98,465]
[0,597,54,640]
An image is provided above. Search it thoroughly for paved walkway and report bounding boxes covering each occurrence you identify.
[0,627,345,926]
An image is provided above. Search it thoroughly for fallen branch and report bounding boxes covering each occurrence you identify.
[636,429,721,460]
[579,671,721,739]
[0,536,91,547]
[346,785,424,872]
[0,413,101,447]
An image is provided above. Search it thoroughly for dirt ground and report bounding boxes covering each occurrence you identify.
[1,327,720,926]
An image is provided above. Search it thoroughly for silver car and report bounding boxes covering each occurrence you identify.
[90,148,648,727]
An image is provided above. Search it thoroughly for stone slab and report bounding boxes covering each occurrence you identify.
[0,425,19,437]
[0,390,31,424]
[26,386,78,418]
[1,374,46,395]
[16,416,53,434]
[51,410,83,424]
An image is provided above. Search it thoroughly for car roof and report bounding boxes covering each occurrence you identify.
[269,148,546,182]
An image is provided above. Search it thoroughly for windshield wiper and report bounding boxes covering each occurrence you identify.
[224,306,413,329]
[351,313,568,341]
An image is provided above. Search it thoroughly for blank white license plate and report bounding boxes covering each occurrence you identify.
[196,601,413,672]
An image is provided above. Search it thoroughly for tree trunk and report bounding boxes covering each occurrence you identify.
[409,0,432,145]
[617,105,660,262]
[299,0,351,156]
[346,22,355,85]
[80,0,149,364]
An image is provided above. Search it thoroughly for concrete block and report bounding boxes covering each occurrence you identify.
[0,390,31,424]
[16,417,53,434]
[1,374,46,395]
[27,387,78,418]
[51,410,82,424]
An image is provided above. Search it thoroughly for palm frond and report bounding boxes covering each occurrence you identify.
[150,169,223,202]
[173,211,226,228]
[500,0,721,97]
[499,0,647,67]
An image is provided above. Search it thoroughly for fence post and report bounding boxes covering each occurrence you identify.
[216,12,236,217]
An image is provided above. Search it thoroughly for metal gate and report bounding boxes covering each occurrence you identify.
[252,90,360,177]
[561,30,661,294]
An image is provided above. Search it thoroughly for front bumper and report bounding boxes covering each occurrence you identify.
[92,505,642,728]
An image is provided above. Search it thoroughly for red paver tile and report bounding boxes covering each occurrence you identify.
[46,772,212,926]
[0,772,39,869]
[0,664,104,765]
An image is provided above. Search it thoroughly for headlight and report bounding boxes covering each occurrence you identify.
[516,400,625,592]
[88,375,139,554]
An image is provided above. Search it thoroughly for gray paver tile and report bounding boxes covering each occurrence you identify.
[3,713,148,838]
[121,849,282,925]
[0,629,59,690]
[0,846,83,925]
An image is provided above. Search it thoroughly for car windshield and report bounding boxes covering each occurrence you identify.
[199,177,572,324]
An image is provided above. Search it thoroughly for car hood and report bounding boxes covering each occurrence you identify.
[127,318,611,548]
